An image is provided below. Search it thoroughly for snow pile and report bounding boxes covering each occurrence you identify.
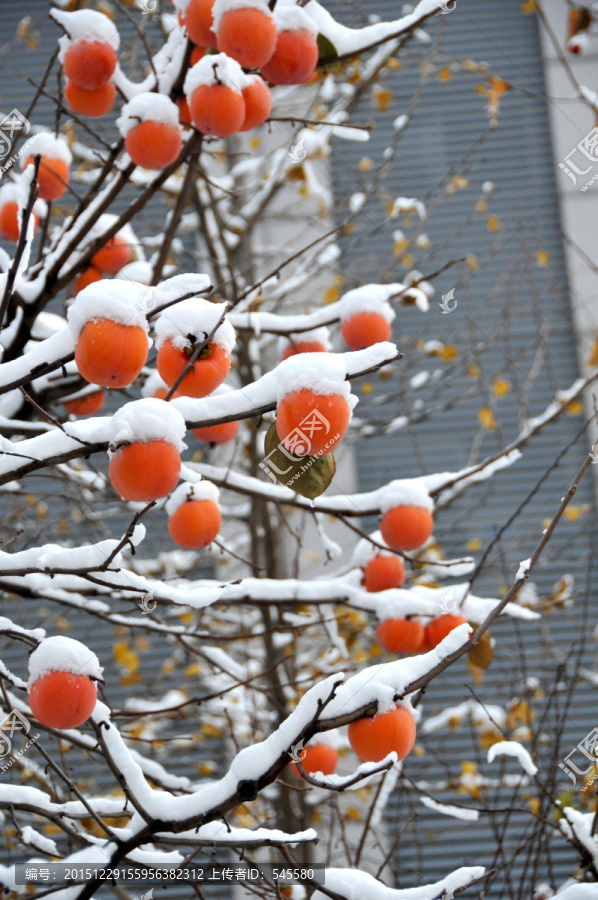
[273,3,318,34]
[554,883,598,900]
[276,353,356,403]
[212,0,274,32]
[21,132,72,165]
[154,298,235,353]
[184,53,248,96]
[109,398,187,452]
[51,8,120,59]
[118,260,152,284]
[559,809,598,871]
[28,636,103,685]
[487,741,537,776]
[339,285,398,324]
[421,700,507,735]
[312,865,486,900]
[165,480,220,516]
[516,558,531,580]
[67,280,151,337]
[141,370,169,398]
[278,326,331,356]
[379,479,433,514]
[420,797,479,821]
[117,93,181,138]
[152,272,212,307]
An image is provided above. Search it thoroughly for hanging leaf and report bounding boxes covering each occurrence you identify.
[468,631,493,669]
[317,33,338,65]
[263,422,336,498]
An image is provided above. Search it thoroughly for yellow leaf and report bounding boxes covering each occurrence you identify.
[178,610,194,625]
[467,254,479,271]
[476,199,487,214]
[53,616,70,632]
[343,222,355,235]
[522,0,537,11]
[202,723,223,738]
[587,337,598,367]
[412,744,426,757]
[438,343,459,361]
[113,642,140,673]
[361,382,373,395]
[466,537,482,551]
[358,157,374,171]
[373,87,393,111]
[162,659,175,673]
[461,761,477,775]
[121,672,140,685]
[536,249,550,266]
[468,364,480,378]
[249,136,261,150]
[438,66,452,82]
[386,57,402,70]
[563,504,590,523]
[493,377,511,397]
[487,214,500,232]
[37,502,48,518]
[196,761,216,775]
[369,642,381,657]
[345,807,362,822]
[478,407,496,430]
[564,399,584,414]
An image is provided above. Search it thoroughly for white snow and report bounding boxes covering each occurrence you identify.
[339,284,397,323]
[151,272,212,306]
[516,558,531,580]
[184,53,248,97]
[117,93,181,138]
[278,326,331,356]
[109,398,187,452]
[420,796,479,821]
[21,132,72,166]
[28,636,103,685]
[212,0,274,32]
[276,353,356,403]
[273,4,318,35]
[379,479,433,514]
[51,8,120,62]
[141,370,169,398]
[154,298,235,353]
[117,261,153,284]
[554,883,598,900]
[312,866,486,900]
[165,480,220,517]
[422,700,507,734]
[67,279,151,337]
[19,826,59,856]
[487,741,537,776]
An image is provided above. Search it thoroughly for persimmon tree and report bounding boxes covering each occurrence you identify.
[0,2,597,899]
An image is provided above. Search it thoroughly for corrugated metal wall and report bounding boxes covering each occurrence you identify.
[328,0,598,896]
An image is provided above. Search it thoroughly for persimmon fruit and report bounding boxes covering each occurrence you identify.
[157,338,231,398]
[26,155,70,202]
[348,706,416,763]
[63,390,105,417]
[63,39,117,91]
[29,670,97,730]
[380,505,434,553]
[188,83,245,137]
[276,389,350,456]
[193,420,239,445]
[341,311,392,351]
[91,235,132,274]
[181,0,217,47]
[75,317,148,388]
[290,744,339,778]
[217,6,277,69]
[376,618,425,655]
[279,340,327,361]
[425,613,469,649]
[363,554,404,592]
[240,75,272,132]
[168,498,222,549]
[260,28,318,85]
[75,266,103,294]
[109,440,181,502]
[0,202,39,243]
[65,80,116,118]
[125,120,182,170]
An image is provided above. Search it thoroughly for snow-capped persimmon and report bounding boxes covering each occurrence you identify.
[157,339,231,397]
[75,318,149,388]
[63,390,105,417]
[363,554,404,592]
[193,420,239,446]
[240,75,272,132]
[290,744,339,778]
[29,670,97,730]
[65,80,116,118]
[91,235,132,274]
[276,389,350,456]
[75,266,103,294]
[380,504,434,553]
[0,201,39,243]
[376,618,424,655]
[216,3,277,69]
[119,94,182,171]
[341,311,392,351]
[180,0,217,47]
[26,155,70,202]
[348,706,416,763]
[260,23,319,85]
[63,39,117,90]
[425,613,469,649]
[189,83,245,137]
[167,484,222,549]
[126,120,182,170]
[110,440,181,502]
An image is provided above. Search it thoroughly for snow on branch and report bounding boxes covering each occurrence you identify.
[312,865,486,900]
